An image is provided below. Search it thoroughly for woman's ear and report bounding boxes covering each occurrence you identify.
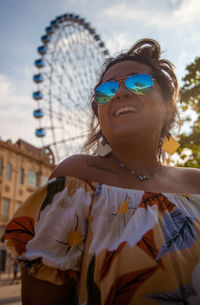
[160,102,173,138]
[164,101,174,122]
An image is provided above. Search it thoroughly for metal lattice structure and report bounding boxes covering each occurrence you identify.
[33,13,109,163]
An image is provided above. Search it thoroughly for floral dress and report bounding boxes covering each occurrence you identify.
[4,176,200,305]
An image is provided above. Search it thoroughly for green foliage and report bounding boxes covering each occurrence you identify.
[176,57,200,168]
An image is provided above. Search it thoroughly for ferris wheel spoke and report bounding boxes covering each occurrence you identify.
[46,95,89,126]
[61,25,94,90]
[59,37,91,95]
[41,106,87,128]
[48,133,88,146]
[44,87,87,116]
[51,89,86,112]
[47,49,87,106]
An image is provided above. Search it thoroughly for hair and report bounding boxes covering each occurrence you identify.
[84,38,181,158]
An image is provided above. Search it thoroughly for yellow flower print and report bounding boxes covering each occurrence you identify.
[56,215,84,255]
[112,195,136,226]
[118,201,128,214]
[67,231,82,247]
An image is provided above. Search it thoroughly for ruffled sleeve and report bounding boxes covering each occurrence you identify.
[3,176,96,284]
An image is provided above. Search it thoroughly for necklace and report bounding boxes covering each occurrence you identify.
[112,154,163,181]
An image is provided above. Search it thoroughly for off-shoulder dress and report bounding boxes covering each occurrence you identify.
[4,176,200,305]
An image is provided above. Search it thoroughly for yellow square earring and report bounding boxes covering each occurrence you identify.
[161,133,180,155]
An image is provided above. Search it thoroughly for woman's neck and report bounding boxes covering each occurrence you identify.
[109,139,161,176]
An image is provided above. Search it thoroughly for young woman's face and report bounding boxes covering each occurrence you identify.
[97,60,168,143]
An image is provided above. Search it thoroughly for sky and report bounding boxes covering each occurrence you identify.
[0,0,200,157]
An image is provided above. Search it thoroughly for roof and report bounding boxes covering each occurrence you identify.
[0,138,55,165]
[15,139,43,158]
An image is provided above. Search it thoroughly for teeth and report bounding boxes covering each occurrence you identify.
[115,106,137,117]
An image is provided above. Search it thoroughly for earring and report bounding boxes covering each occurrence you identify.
[161,133,180,155]
[94,137,112,157]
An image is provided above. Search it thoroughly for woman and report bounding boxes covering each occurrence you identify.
[4,39,200,305]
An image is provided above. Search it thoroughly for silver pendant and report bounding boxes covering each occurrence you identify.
[138,175,149,181]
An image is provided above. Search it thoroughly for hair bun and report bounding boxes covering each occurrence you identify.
[128,39,161,61]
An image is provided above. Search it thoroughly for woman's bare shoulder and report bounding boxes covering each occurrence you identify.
[49,154,102,180]
[168,166,200,193]
[174,166,200,177]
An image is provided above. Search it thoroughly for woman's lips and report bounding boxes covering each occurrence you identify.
[114,106,139,117]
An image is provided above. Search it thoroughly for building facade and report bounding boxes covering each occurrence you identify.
[0,138,55,272]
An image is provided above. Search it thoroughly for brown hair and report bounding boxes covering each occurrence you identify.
[85,38,181,157]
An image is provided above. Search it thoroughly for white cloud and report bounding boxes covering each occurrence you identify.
[0,73,39,146]
[175,50,187,84]
[106,33,130,54]
[170,0,180,4]
[103,3,148,23]
[103,0,200,28]
[173,0,200,24]
[0,74,11,97]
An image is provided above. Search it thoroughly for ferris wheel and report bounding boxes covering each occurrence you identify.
[33,13,109,163]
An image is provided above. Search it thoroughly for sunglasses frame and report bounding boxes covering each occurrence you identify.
[95,73,156,105]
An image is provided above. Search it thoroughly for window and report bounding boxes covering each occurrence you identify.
[27,170,38,187]
[19,168,24,184]
[41,175,48,185]
[2,199,10,220]
[6,163,12,180]
[0,158,2,176]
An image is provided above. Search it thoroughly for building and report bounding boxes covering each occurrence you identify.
[0,138,55,272]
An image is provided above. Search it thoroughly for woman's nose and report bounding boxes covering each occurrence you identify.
[114,82,130,100]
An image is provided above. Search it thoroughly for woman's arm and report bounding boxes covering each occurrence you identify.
[21,267,76,305]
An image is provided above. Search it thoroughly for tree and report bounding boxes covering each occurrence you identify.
[176,57,200,168]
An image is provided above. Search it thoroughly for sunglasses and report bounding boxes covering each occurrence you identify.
[95,73,155,105]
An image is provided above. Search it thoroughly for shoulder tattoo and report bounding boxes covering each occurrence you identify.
[86,160,119,175]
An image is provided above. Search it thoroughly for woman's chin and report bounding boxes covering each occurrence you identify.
[106,126,142,143]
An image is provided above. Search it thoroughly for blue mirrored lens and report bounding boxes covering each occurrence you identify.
[95,81,118,104]
[125,74,153,95]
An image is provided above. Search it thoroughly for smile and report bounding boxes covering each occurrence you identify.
[114,106,138,117]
